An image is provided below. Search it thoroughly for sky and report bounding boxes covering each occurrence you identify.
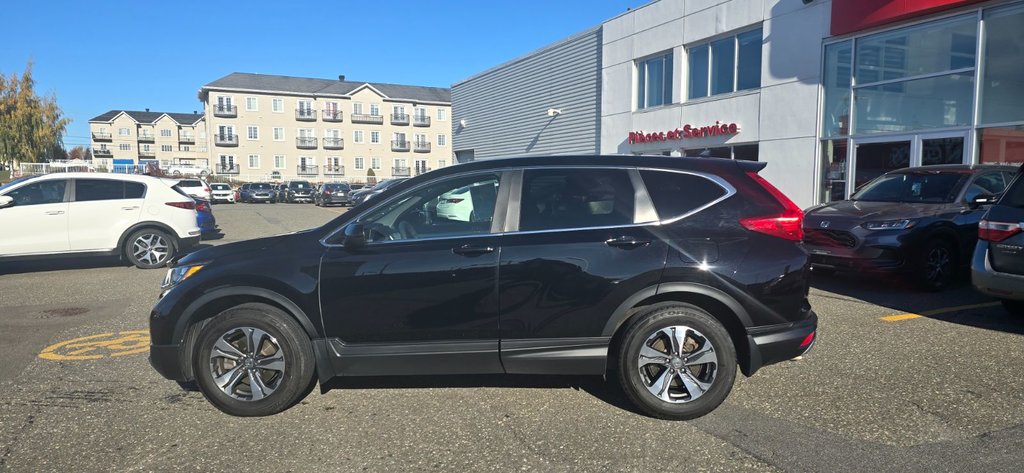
[0,0,640,150]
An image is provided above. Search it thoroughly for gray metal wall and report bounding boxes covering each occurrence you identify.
[452,27,602,160]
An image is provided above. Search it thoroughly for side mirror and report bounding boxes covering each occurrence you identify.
[342,223,366,248]
[0,195,13,209]
[970,193,997,208]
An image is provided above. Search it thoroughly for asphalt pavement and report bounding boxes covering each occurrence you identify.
[1,202,1022,472]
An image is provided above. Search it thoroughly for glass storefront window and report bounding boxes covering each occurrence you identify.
[854,141,912,191]
[733,144,758,161]
[855,15,976,85]
[821,140,848,202]
[921,137,964,166]
[822,41,852,137]
[688,45,709,100]
[980,4,1024,125]
[736,30,762,91]
[854,73,974,134]
[682,144,758,161]
[979,126,1024,164]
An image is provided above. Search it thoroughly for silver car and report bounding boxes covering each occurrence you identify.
[971,166,1024,314]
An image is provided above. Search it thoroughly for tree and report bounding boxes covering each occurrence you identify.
[366,167,377,186]
[67,145,87,161]
[0,61,71,169]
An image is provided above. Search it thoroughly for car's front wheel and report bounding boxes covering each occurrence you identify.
[616,304,736,420]
[1002,299,1024,315]
[192,303,315,416]
[918,239,956,292]
[124,228,176,269]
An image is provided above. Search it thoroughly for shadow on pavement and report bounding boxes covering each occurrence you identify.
[0,256,131,275]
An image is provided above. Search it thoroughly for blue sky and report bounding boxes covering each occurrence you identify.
[0,0,639,149]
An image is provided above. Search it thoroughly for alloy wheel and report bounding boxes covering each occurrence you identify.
[925,246,951,283]
[208,327,285,401]
[637,325,719,403]
[132,233,169,266]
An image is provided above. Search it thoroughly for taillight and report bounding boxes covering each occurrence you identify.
[445,198,464,204]
[739,172,804,241]
[979,220,1022,242]
[204,188,211,193]
[195,201,209,212]
[799,331,815,348]
[166,201,195,210]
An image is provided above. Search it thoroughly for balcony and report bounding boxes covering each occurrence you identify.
[391,140,410,152]
[178,134,195,143]
[392,167,411,177]
[297,165,319,176]
[216,163,240,174]
[323,137,344,150]
[414,141,431,153]
[139,150,156,158]
[391,113,409,125]
[296,109,317,121]
[351,114,384,125]
[213,104,237,118]
[92,131,112,141]
[215,134,238,147]
[324,165,345,176]
[296,137,318,149]
[137,134,155,143]
[94,147,112,156]
[413,115,431,127]
[322,110,343,122]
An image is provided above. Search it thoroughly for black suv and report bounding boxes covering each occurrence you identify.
[314,182,351,207]
[150,156,816,420]
[803,164,1019,291]
[282,180,314,203]
[972,164,1024,313]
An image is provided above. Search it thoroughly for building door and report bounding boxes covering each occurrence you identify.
[848,131,969,197]
[414,159,428,175]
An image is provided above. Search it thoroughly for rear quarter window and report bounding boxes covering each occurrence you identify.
[178,180,201,187]
[1003,174,1024,208]
[640,170,728,220]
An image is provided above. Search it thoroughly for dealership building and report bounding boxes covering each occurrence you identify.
[452,0,1024,208]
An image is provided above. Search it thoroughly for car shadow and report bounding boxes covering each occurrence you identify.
[811,271,1023,335]
[0,256,131,275]
[321,374,645,416]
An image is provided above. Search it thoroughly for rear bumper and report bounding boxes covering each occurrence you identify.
[179,235,200,251]
[972,243,1024,301]
[744,310,817,375]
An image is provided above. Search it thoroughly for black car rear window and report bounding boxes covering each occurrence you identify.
[325,183,350,191]
[853,172,967,203]
[640,170,728,220]
[290,182,311,189]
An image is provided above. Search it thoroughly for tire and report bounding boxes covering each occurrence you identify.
[192,303,315,416]
[1002,299,1024,315]
[124,228,176,269]
[616,304,736,420]
[811,266,836,277]
[918,239,956,292]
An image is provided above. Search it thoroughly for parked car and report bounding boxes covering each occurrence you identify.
[803,164,1019,291]
[165,163,211,177]
[175,178,212,201]
[195,198,219,238]
[971,164,1024,314]
[239,183,275,203]
[150,155,816,420]
[0,173,200,269]
[209,183,235,204]
[282,180,314,203]
[436,181,499,222]
[314,182,352,207]
[349,178,407,206]
[270,184,286,203]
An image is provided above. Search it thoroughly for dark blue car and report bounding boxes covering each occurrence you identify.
[195,199,218,238]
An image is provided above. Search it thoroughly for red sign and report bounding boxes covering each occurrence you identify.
[831,0,984,36]
[628,121,739,144]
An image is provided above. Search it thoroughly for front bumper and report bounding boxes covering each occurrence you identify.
[150,343,187,381]
[804,229,911,273]
[971,243,1024,301]
[211,193,234,203]
[745,310,817,375]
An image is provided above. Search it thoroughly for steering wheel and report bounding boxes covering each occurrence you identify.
[364,222,400,242]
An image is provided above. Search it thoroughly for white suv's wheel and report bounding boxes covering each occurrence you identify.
[124,228,176,269]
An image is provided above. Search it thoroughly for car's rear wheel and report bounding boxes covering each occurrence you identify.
[616,304,736,420]
[124,228,176,269]
[1002,299,1024,315]
[918,239,955,292]
[192,303,315,416]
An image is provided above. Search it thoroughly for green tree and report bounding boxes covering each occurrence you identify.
[0,61,71,169]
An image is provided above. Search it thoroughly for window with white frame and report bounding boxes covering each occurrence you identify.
[437,134,446,146]
[179,145,190,152]
[414,133,428,145]
[99,144,108,151]
[118,128,130,136]
[119,143,131,151]
[247,126,259,140]
[438,159,447,168]
[274,155,286,169]
[273,127,284,141]
[353,102,363,115]
[437,108,447,121]
[414,107,427,119]
[161,145,172,152]
[160,129,172,137]
[393,132,407,144]
[370,131,380,144]
[393,105,406,117]
[371,157,381,169]
[246,97,258,111]
[248,154,260,168]
[687,28,762,100]
[297,100,313,113]
[218,125,235,137]
[354,130,365,143]
[354,157,365,170]
[637,51,673,109]
[272,98,284,112]
[370,103,380,116]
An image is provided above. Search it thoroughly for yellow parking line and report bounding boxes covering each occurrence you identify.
[880,301,1003,322]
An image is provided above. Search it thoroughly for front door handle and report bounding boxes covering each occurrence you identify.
[605,236,651,249]
[122,206,140,210]
[44,210,65,215]
[452,244,495,257]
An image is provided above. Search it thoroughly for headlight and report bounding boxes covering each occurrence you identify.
[862,219,915,231]
[162,264,204,288]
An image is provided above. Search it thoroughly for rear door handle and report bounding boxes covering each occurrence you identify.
[44,210,65,215]
[122,206,140,210]
[605,236,651,249]
[452,244,495,257]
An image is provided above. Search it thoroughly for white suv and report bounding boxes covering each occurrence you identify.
[209,183,235,203]
[174,178,212,201]
[0,173,201,269]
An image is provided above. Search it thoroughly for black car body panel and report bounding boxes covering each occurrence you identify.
[151,155,815,387]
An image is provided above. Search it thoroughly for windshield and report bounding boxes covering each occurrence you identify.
[0,176,36,193]
[289,182,311,189]
[853,172,967,203]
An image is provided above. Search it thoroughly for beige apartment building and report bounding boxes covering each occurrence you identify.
[199,72,453,184]
[89,110,208,171]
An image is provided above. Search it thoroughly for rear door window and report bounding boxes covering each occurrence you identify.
[518,168,635,232]
[640,170,727,220]
[75,179,144,201]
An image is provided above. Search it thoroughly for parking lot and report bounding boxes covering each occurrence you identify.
[1,202,1022,472]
